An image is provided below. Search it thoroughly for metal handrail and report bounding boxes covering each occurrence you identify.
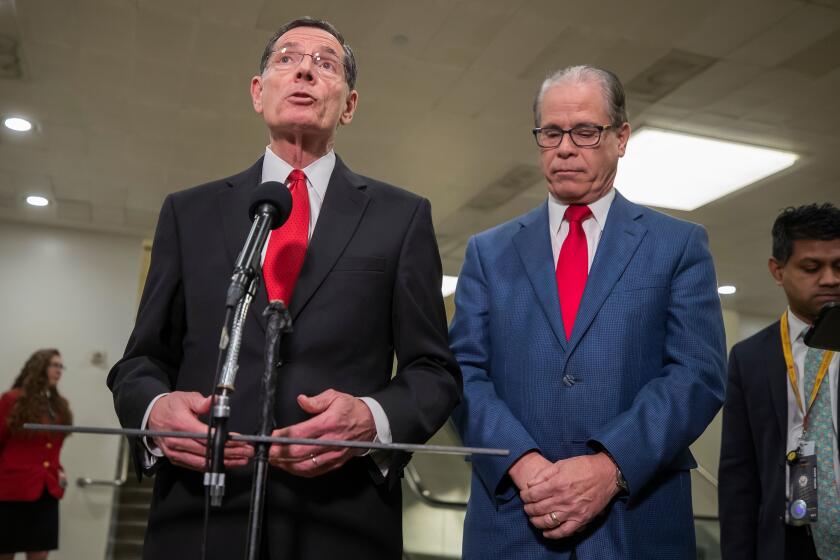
[404,463,468,510]
[77,436,128,488]
[694,462,718,489]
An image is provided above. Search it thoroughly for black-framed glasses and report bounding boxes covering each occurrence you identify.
[532,124,613,148]
[266,47,343,79]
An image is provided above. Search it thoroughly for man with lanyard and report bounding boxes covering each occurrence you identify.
[720,203,840,560]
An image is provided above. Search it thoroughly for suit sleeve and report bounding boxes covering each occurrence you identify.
[449,236,541,502]
[718,347,760,560]
[369,198,462,447]
[589,225,727,495]
[106,195,186,469]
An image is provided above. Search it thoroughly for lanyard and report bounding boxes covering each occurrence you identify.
[780,311,834,431]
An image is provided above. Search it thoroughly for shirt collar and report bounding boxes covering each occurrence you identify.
[786,307,811,345]
[261,147,335,201]
[548,187,616,236]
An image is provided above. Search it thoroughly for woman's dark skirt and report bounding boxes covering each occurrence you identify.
[0,489,59,553]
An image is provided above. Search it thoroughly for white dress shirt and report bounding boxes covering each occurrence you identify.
[142,148,392,470]
[258,147,392,452]
[547,187,616,268]
[785,308,840,494]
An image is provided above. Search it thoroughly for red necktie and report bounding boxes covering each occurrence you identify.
[556,205,592,340]
[264,169,310,305]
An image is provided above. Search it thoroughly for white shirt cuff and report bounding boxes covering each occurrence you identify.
[358,397,392,477]
[140,393,169,467]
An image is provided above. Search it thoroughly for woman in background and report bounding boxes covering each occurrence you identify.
[0,349,72,560]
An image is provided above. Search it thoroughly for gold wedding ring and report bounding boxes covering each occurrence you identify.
[310,454,318,465]
[549,511,559,526]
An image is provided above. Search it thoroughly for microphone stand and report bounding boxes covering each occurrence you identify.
[206,275,258,507]
[245,301,292,560]
[206,198,280,507]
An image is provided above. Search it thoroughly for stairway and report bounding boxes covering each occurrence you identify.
[107,455,152,560]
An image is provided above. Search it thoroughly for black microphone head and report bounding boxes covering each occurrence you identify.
[248,181,293,229]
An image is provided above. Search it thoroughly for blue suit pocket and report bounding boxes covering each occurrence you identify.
[618,273,670,291]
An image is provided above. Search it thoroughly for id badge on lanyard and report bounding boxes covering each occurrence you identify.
[781,312,835,525]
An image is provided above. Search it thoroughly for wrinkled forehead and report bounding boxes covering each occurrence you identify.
[541,80,610,121]
[273,26,343,58]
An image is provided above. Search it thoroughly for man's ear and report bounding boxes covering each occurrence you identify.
[339,90,358,126]
[250,76,264,114]
[768,257,784,286]
[616,122,631,157]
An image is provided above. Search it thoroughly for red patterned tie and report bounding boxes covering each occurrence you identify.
[264,169,310,305]
[556,205,592,340]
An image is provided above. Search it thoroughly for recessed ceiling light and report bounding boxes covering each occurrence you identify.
[442,275,458,298]
[26,195,50,207]
[718,285,737,295]
[616,128,798,211]
[4,116,33,132]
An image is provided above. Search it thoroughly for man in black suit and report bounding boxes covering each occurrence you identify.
[107,17,461,559]
[719,203,840,560]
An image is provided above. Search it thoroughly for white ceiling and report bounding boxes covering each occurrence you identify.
[1,0,839,317]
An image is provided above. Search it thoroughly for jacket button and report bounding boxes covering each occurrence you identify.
[46,442,53,449]
[43,461,50,468]
[562,374,576,386]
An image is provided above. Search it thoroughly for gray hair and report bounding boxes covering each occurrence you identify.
[533,65,628,128]
[260,17,358,91]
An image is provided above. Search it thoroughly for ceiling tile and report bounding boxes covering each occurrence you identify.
[727,2,840,66]
[657,59,764,110]
[674,0,797,58]
[135,6,198,65]
[91,204,125,226]
[199,0,264,28]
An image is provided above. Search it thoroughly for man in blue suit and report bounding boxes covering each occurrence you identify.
[450,65,727,559]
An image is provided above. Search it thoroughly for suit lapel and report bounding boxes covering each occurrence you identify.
[512,203,568,349]
[218,158,271,331]
[567,191,646,352]
[766,322,789,445]
[288,156,369,321]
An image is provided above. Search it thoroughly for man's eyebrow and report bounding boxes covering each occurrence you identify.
[315,45,339,57]
[274,42,340,59]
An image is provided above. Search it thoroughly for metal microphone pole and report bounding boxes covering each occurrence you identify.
[205,188,286,508]
[245,301,292,560]
[206,276,258,506]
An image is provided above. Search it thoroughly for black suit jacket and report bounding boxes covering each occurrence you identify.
[107,156,462,559]
[719,320,839,560]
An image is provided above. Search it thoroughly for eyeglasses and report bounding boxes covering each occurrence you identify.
[266,48,343,79]
[48,363,65,370]
[532,124,613,148]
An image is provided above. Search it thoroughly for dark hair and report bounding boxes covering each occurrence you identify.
[259,17,358,91]
[7,348,73,432]
[771,203,840,263]
[533,65,628,128]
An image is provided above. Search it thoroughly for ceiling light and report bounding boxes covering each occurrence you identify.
[4,116,33,132]
[26,195,49,207]
[616,128,798,211]
[442,275,458,298]
[718,285,737,295]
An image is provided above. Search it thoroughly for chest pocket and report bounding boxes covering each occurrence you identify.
[332,256,386,272]
[618,272,670,291]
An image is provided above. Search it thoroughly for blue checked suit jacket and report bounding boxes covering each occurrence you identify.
[450,191,727,559]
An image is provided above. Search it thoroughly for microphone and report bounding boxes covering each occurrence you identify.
[225,181,293,307]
